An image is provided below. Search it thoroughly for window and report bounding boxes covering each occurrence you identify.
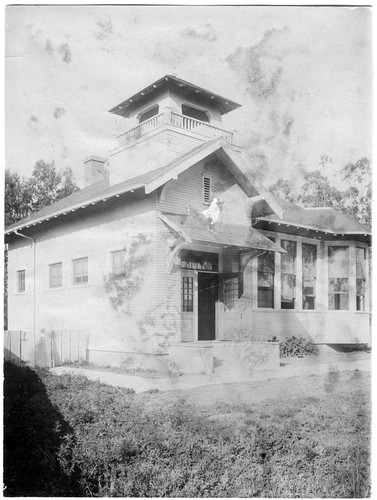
[73,257,88,285]
[356,247,366,311]
[181,104,209,123]
[281,240,296,309]
[139,105,159,123]
[182,277,194,312]
[224,274,243,309]
[17,270,25,293]
[181,250,218,272]
[203,176,211,204]
[258,251,275,308]
[49,263,62,288]
[328,246,349,310]
[302,244,317,309]
[112,250,125,277]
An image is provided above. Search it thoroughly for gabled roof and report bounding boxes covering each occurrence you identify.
[5,139,259,235]
[109,74,241,118]
[254,195,371,236]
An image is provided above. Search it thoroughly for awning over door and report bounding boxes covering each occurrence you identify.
[159,212,285,253]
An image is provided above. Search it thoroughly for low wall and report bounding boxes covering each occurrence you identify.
[88,349,170,374]
[168,341,280,377]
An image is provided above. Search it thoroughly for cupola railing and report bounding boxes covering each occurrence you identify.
[116,110,234,146]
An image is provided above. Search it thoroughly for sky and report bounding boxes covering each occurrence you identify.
[5,5,372,188]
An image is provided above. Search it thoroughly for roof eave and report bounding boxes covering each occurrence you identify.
[109,74,241,117]
[4,183,146,236]
[256,217,371,237]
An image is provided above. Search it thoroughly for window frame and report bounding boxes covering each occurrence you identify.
[182,276,194,312]
[17,269,26,293]
[328,245,349,311]
[72,257,89,286]
[49,262,63,289]
[356,247,366,311]
[111,250,126,278]
[257,250,275,309]
[181,103,211,123]
[280,239,297,310]
[302,243,317,310]
[137,104,159,123]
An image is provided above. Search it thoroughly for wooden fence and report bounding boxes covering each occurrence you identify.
[4,329,88,368]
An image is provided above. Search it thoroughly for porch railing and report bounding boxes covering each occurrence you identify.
[116,110,234,146]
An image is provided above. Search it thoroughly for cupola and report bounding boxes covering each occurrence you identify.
[107,75,241,186]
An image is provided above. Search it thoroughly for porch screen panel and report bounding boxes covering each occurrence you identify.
[356,247,366,311]
[281,240,296,309]
[257,251,274,308]
[302,244,317,309]
[328,246,349,310]
[182,277,194,312]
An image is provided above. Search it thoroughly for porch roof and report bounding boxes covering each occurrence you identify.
[159,212,285,253]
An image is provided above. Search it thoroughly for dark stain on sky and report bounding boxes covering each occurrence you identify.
[226,27,289,102]
[58,43,72,63]
[95,17,113,41]
[45,40,54,55]
[182,24,216,42]
[54,107,66,119]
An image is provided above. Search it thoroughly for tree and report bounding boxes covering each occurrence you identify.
[268,177,296,202]
[340,157,371,226]
[4,160,79,226]
[4,170,30,227]
[297,170,343,209]
[4,161,79,329]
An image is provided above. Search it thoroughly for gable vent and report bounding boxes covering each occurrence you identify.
[203,176,211,204]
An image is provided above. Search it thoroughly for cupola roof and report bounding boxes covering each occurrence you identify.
[109,74,241,118]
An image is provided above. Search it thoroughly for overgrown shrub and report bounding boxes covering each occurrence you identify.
[279,335,320,358]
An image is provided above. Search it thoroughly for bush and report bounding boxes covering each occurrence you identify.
[4,361,370,497]
[279,336,319,358]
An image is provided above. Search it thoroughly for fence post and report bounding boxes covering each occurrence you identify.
[19,331,22,363]
[69,330,72,362]
[77,330,80,363]
[86,334,89,363]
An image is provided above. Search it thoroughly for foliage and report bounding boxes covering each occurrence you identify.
[268,156,371,226]
[279,336,320,358]
[4,363,370,497]
[4,160,79,226]
[298,169,344,210]
[340,157,371,225]
[104,233,152,314]
[268,177,296,202]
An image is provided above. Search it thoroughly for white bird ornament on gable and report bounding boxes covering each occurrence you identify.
[202,198,224,225]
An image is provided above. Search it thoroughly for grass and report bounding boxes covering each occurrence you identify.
[3,360,371,497]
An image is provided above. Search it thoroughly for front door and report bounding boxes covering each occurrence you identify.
[198,272,218,341]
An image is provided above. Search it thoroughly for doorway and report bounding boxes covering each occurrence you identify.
[198,273,218,341]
